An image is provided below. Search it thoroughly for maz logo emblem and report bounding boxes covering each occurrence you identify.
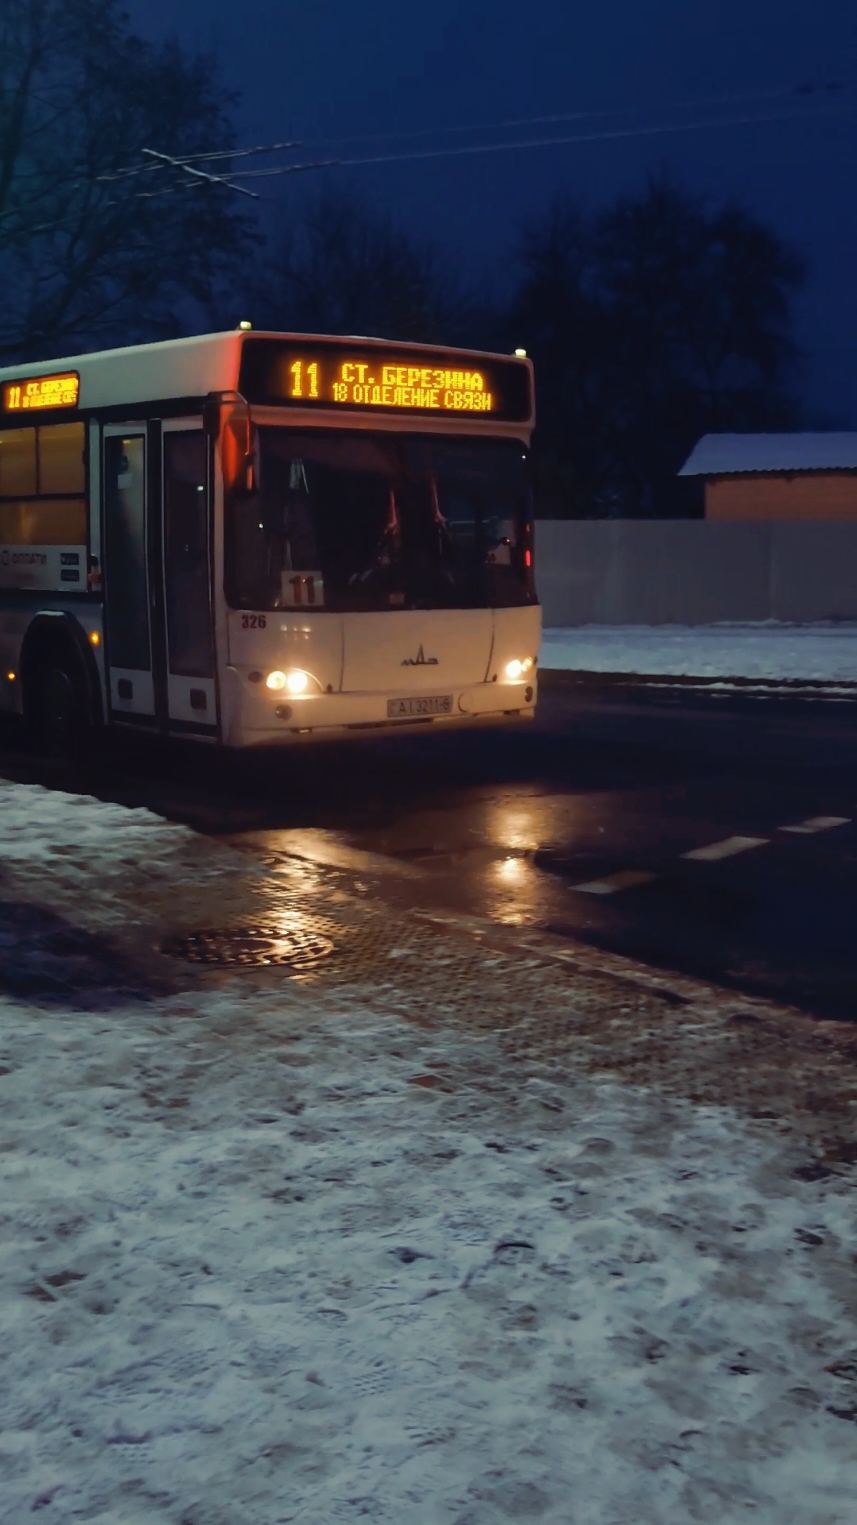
[401,644,438,667]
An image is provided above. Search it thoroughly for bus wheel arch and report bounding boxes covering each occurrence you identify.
[21,614,103,754]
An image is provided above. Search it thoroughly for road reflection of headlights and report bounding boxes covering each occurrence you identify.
[483,800,544,853]
[498,855,525,880]
[491,854,538,925]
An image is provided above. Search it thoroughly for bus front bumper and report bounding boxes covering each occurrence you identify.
[222,670,537,746]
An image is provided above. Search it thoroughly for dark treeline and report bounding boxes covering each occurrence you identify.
[509,189,805,518]
[1,0,807,519]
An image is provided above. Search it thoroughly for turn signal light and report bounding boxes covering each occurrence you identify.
[505,657,534,680]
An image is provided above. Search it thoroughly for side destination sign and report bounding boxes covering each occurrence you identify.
[239,338,532,422]
[2,372,80,412]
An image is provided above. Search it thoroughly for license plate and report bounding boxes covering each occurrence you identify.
[387,694,453,718]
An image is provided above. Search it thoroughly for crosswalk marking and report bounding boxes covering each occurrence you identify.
[779,816,851,835]
[571,869,658,895]
[682,835,768,862]
[563,814,849,898]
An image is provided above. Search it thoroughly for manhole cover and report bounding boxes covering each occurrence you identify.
[163,925,335,969]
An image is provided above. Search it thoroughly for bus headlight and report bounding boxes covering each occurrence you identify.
[505,657,534,680]
[266,669,311,694]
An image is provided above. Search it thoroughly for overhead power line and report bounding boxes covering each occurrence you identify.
[139,77,849,167]
[96,139,305,184]
[167,98,855,188]
[316,77,847,148]
[125,157,341,202]
[43,78,857,220]
[141,148,260,199]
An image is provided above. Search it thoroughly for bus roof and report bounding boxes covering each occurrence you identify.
[0,331,533,424]
[0,332,240,411]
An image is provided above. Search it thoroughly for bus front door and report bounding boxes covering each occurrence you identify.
[160,421,217,735]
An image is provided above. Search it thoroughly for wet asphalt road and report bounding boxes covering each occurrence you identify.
[2,674,857,1022]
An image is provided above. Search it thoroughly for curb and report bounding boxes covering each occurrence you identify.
[538,668,857,698]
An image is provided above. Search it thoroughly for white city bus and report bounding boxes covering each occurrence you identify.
[0,330,539,752]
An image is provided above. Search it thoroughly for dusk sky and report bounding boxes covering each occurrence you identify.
[127,0,857,421]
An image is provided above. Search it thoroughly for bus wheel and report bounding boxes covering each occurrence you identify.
[32,649,88,760]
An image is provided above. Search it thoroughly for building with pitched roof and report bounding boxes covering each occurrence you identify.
[679,433,857,521]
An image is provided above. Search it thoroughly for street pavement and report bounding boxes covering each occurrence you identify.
[2,675,856,1022]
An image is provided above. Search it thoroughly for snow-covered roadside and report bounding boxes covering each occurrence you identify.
[2,784,857,1524]
[540,624,857,683]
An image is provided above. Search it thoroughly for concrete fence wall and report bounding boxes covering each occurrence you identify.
[535,520,857,626]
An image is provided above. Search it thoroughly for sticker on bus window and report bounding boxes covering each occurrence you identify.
[0,543,87,591]
[281,571,324,608]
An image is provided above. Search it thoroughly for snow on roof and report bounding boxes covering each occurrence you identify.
[679,433,857,477]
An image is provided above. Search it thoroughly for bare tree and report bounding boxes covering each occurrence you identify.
[0,0,252,359]
[253,188,469,345]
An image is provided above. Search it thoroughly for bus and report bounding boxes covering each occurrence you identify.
[0,330,539,753]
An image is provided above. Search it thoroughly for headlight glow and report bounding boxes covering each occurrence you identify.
[285,669,310,694]
[266,670,287,691]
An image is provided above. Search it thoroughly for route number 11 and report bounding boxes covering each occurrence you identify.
[289,360,319,399]
[281,572,324,608]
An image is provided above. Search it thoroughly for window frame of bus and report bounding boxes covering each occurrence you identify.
[238,339,533,424]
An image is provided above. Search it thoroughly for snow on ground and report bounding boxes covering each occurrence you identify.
[540,624,857,683]
[2,783,857,1524]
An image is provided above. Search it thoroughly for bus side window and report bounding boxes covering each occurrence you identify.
[39,421,86,494]
[0,427,37,496]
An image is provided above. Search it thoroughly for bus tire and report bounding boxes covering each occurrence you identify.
[26,641,90,761]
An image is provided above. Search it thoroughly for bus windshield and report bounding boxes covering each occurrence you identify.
[225,430,534,612]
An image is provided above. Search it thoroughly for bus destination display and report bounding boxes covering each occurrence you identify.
[2,372,80,413]
[292,357,493,413]
[239,339,532,423]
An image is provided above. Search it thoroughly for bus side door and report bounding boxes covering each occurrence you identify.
[102,424,157,722]
[102,419,217,737]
